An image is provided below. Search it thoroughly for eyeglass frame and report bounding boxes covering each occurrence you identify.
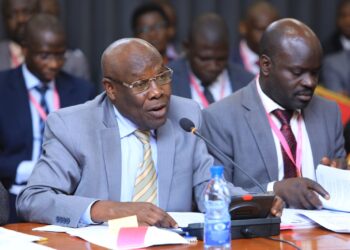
[105,66,173,94]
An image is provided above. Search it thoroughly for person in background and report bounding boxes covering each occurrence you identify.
[132,2,171,64]
[231,0,279,75]
[322,0,350,55]
[17,38,283,227]
[202,18,346,209]
[0,14,95,222]
[0,0,91,80]
[170,13,254,109]
[152,0,179,61]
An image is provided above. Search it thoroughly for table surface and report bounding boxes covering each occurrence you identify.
[4,223,350,250]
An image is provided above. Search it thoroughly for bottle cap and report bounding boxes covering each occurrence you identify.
[210,165,224,177]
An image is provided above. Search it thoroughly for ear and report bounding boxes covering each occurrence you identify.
[102,78,117,101]
[260,54,272,77]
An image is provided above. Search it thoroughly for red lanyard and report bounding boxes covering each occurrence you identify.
[189,74,226,108]
[28,86,60,121]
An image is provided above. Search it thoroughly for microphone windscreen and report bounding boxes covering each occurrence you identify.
[179,118,195,132]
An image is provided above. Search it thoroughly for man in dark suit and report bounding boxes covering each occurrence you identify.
[169,13,254,109]
[230,0,278,75]
[0,14,95,222]
[0,182,9,225]
[202,18,346,209]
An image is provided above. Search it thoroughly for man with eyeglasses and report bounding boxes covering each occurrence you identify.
[17,37,284,227]
[0,14,94,222]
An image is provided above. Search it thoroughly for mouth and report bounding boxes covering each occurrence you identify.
[147,103,167,119]
[296,91,313,102]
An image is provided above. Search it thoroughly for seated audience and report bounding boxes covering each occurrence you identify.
[231,0,279,75]
[322,0,350,55]
[0,14,95,222]
[0,0,91,80]
[169,13,254,109]
[132,2,172,64]
[17,38,283,227]
[202,18,346,209]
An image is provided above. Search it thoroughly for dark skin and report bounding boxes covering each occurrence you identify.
[92,39,177,227]
[260,19,331,209]
[337,1,350,39]
[3,0,38,44]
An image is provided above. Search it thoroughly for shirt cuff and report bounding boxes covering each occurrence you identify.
[15,161,36,184]
[78,201,99,227]
[267,181,276,193]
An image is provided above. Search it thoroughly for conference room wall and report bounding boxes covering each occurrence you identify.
[0,0,341,90]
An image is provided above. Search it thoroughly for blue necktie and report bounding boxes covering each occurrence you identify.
[35,85,49,149]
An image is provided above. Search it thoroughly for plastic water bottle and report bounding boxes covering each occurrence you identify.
[204,165,231,250]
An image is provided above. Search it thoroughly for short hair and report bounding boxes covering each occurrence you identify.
[188,13,228,44]
[22,13,65,46]
[337,0,350,15]
[131,2,169,34]
[2,0,39,20]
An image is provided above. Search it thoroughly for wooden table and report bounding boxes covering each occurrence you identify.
[4,223,350,250]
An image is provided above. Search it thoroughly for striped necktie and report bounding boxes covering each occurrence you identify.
[132,130,158,204]
[35,85,49,147]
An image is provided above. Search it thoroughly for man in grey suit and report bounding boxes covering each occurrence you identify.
[169,13,254,109]
[321,50,350,96]
[202,18,346,209]
[16,38,213,228]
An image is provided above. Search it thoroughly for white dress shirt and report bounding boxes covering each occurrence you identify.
[239,40,260,75]
[256,79,315,191]
[10,64,55,195]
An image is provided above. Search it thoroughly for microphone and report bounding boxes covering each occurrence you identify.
[179,117,265,193]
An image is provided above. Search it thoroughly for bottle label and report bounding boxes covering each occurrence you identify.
[204,220,231,246]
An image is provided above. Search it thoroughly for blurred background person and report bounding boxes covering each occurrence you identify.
[322,0,350,55]
[231,0,279,75]
[0,0,91,80]
[170,13,253,109]
[132,2,172,64]
[0,14,95,222]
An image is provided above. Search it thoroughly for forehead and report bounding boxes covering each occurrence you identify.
[7,0,36,11]
[28,30,65,49]
[137,11,164,26]
[276,37,321,67]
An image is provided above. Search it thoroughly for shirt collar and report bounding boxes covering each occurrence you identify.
[188,63,229,89]
[340,35,350,50]
[240,40,259,65]
[22,64,55,90]
[113,105,155,139]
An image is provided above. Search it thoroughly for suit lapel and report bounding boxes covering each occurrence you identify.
[242,82,278,181]
[100,97,122,201]
[156,119,175,210]
[55,73,74,108]
[303,100,326,168]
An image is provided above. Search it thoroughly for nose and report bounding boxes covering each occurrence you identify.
[147,80,163,98]
[302,72,318,88]
[47,57,62,70]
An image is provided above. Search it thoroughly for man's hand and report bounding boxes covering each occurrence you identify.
[321,157,350,170]
[91,201,178,228]
[270,196,284,217]
[273,177,330,209]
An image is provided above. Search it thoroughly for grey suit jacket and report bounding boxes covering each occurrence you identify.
[0,40,90,80]
[321,50,350,95]
[169,57,254,99]
[201,80,346,193]
[17,93,213,227]
[0,181,9,225]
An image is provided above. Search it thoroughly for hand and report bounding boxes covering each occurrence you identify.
[273,177,330,209]
[320,157,350,170]
[270,196,284,217]
[91,201,178,228]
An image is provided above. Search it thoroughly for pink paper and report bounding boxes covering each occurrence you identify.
[117,226,148,249]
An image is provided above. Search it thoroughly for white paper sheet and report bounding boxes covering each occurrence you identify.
[280,208,317,230]
[168,212,204,227]
[316,164,350,212]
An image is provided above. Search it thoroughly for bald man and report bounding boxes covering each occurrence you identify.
[170,13,253,109]
[16,38,214,227]
[231,0,279,75]
[202,18,346,209]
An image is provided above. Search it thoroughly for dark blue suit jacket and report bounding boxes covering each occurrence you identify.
[169,57,254,99]
[0,66,95,187]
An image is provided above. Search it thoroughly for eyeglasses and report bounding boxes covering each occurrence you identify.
[107,66,173,94]
[136,22,167,35]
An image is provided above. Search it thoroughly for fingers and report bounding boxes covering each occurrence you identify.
[137,203,178,228]
[270,196,284,217]
[320,157,331,166]
[306,179,329,200]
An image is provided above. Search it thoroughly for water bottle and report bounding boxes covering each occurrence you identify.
[204,165,231,250]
